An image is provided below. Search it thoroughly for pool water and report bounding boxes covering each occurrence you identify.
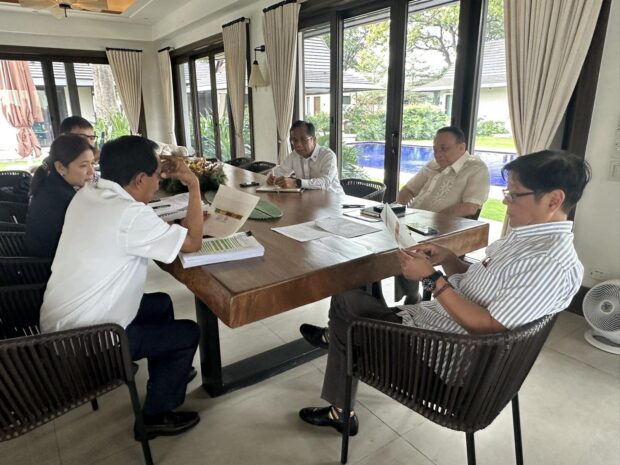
[349,142,517,187]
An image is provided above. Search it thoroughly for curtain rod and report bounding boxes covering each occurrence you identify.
[222,16,249,28]
[106,47,143,53]
[263,0,299,13]
[158,46,172,53]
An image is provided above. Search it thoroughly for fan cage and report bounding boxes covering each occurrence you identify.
[583,280,620,335]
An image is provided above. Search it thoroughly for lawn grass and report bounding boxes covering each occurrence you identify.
[480,198,507,222]
[0,159,42,171]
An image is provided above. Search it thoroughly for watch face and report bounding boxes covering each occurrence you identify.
[421,271,442,291]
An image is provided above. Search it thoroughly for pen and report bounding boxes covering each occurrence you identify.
[152,204,171,210]
[341,204,364,208]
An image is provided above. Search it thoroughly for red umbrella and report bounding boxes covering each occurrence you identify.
[0,60,44,158]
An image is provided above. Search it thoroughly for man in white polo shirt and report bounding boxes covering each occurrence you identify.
[266,120,344,194]
[40,136,204,440]
[298,150,590,436]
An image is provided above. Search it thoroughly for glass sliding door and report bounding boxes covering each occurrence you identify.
[176,61,197,155]
[341,9,391,180]
[471,0,513,241]
[300,25,331,148]
[398,1,460,190]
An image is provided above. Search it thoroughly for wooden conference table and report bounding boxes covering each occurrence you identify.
[160,165,489,396]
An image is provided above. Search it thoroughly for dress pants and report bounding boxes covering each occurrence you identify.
[321,288,401,409]
[126,292,200,415]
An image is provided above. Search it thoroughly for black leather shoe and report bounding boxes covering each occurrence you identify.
[135,411,200,440]
[300,324,329,349]
[187,367,198,384]
[299,406,358,436]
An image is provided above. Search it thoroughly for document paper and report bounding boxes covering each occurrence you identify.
[150,193,210,222]
[202,184,260,237]
[380,202,417,249]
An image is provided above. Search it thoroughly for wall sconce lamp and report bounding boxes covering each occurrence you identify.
[249,45,268,88]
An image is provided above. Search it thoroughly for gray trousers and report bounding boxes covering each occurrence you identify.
[321,288,401,409]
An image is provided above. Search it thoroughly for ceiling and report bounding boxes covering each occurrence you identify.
[0,0,216,24]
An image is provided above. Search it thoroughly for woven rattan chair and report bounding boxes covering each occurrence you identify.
[0,170,31,204]
[340,313,558,464]
[0,231,26,256]
[340,179,386,202]
[0,284,153,465]
[0,201,28,224]
[225,157,252,167]
[0,257,52,286]
[0,221,26,232]
[245,161,276,173]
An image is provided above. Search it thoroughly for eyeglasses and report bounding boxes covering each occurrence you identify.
[502,189,538,203]
[289,136,313,145]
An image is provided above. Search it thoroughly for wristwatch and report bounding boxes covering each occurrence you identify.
[295,178,302,188]
[421,270,444,292]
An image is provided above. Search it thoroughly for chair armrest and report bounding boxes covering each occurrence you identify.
[344,314,557,430]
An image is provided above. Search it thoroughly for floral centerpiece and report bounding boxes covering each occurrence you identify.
[160,156,227,194]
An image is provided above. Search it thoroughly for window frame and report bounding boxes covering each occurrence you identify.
[170,28,255,160]
[0,45,145,137]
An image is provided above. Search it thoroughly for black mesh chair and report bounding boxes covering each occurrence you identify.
[0,257,52,286]
[225,157,252,167]
[0,231,26,256]
[245,161,276,173]
[340,314,558,465]
[340,179,386,202]
[0,284,153,465]
[0,221,26,232]
[0,201,28,224]
[0,170,31,203]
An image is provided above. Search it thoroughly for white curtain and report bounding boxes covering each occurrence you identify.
[505,0,603,155]
[106,48,143,134]
[157,49,176,145]
[263,1,301,163]
[222,19,249,159]
[502,0,602,236]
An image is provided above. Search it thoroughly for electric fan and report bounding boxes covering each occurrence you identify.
[18,0,108,19]
[582,279,620,354]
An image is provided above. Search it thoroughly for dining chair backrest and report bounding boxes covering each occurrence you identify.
[0,284,154,464]
[0,231,27,257]
[340,313,558,464]
[340,178,386,202]
[0,201,28,224]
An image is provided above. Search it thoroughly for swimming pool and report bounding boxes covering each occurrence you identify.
[348,142,517,187]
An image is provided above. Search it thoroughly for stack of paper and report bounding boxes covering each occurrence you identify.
[179,232,264,268]
[150,193,209,221]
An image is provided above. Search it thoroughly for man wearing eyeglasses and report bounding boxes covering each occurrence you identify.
[60,115,99,160]
[298,150,590,436]
[266,120,344,193]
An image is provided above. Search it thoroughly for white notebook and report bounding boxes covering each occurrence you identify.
[179,232,264,268]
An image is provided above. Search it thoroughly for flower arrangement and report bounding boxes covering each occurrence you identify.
[160,157,228,193]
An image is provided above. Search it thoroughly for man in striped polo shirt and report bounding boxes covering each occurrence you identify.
[299,150,591,435]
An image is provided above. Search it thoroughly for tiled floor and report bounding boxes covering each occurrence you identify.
[2,263,619,465]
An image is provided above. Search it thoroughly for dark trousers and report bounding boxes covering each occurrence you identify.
[126,292,200,415]
[321,288,401,409]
